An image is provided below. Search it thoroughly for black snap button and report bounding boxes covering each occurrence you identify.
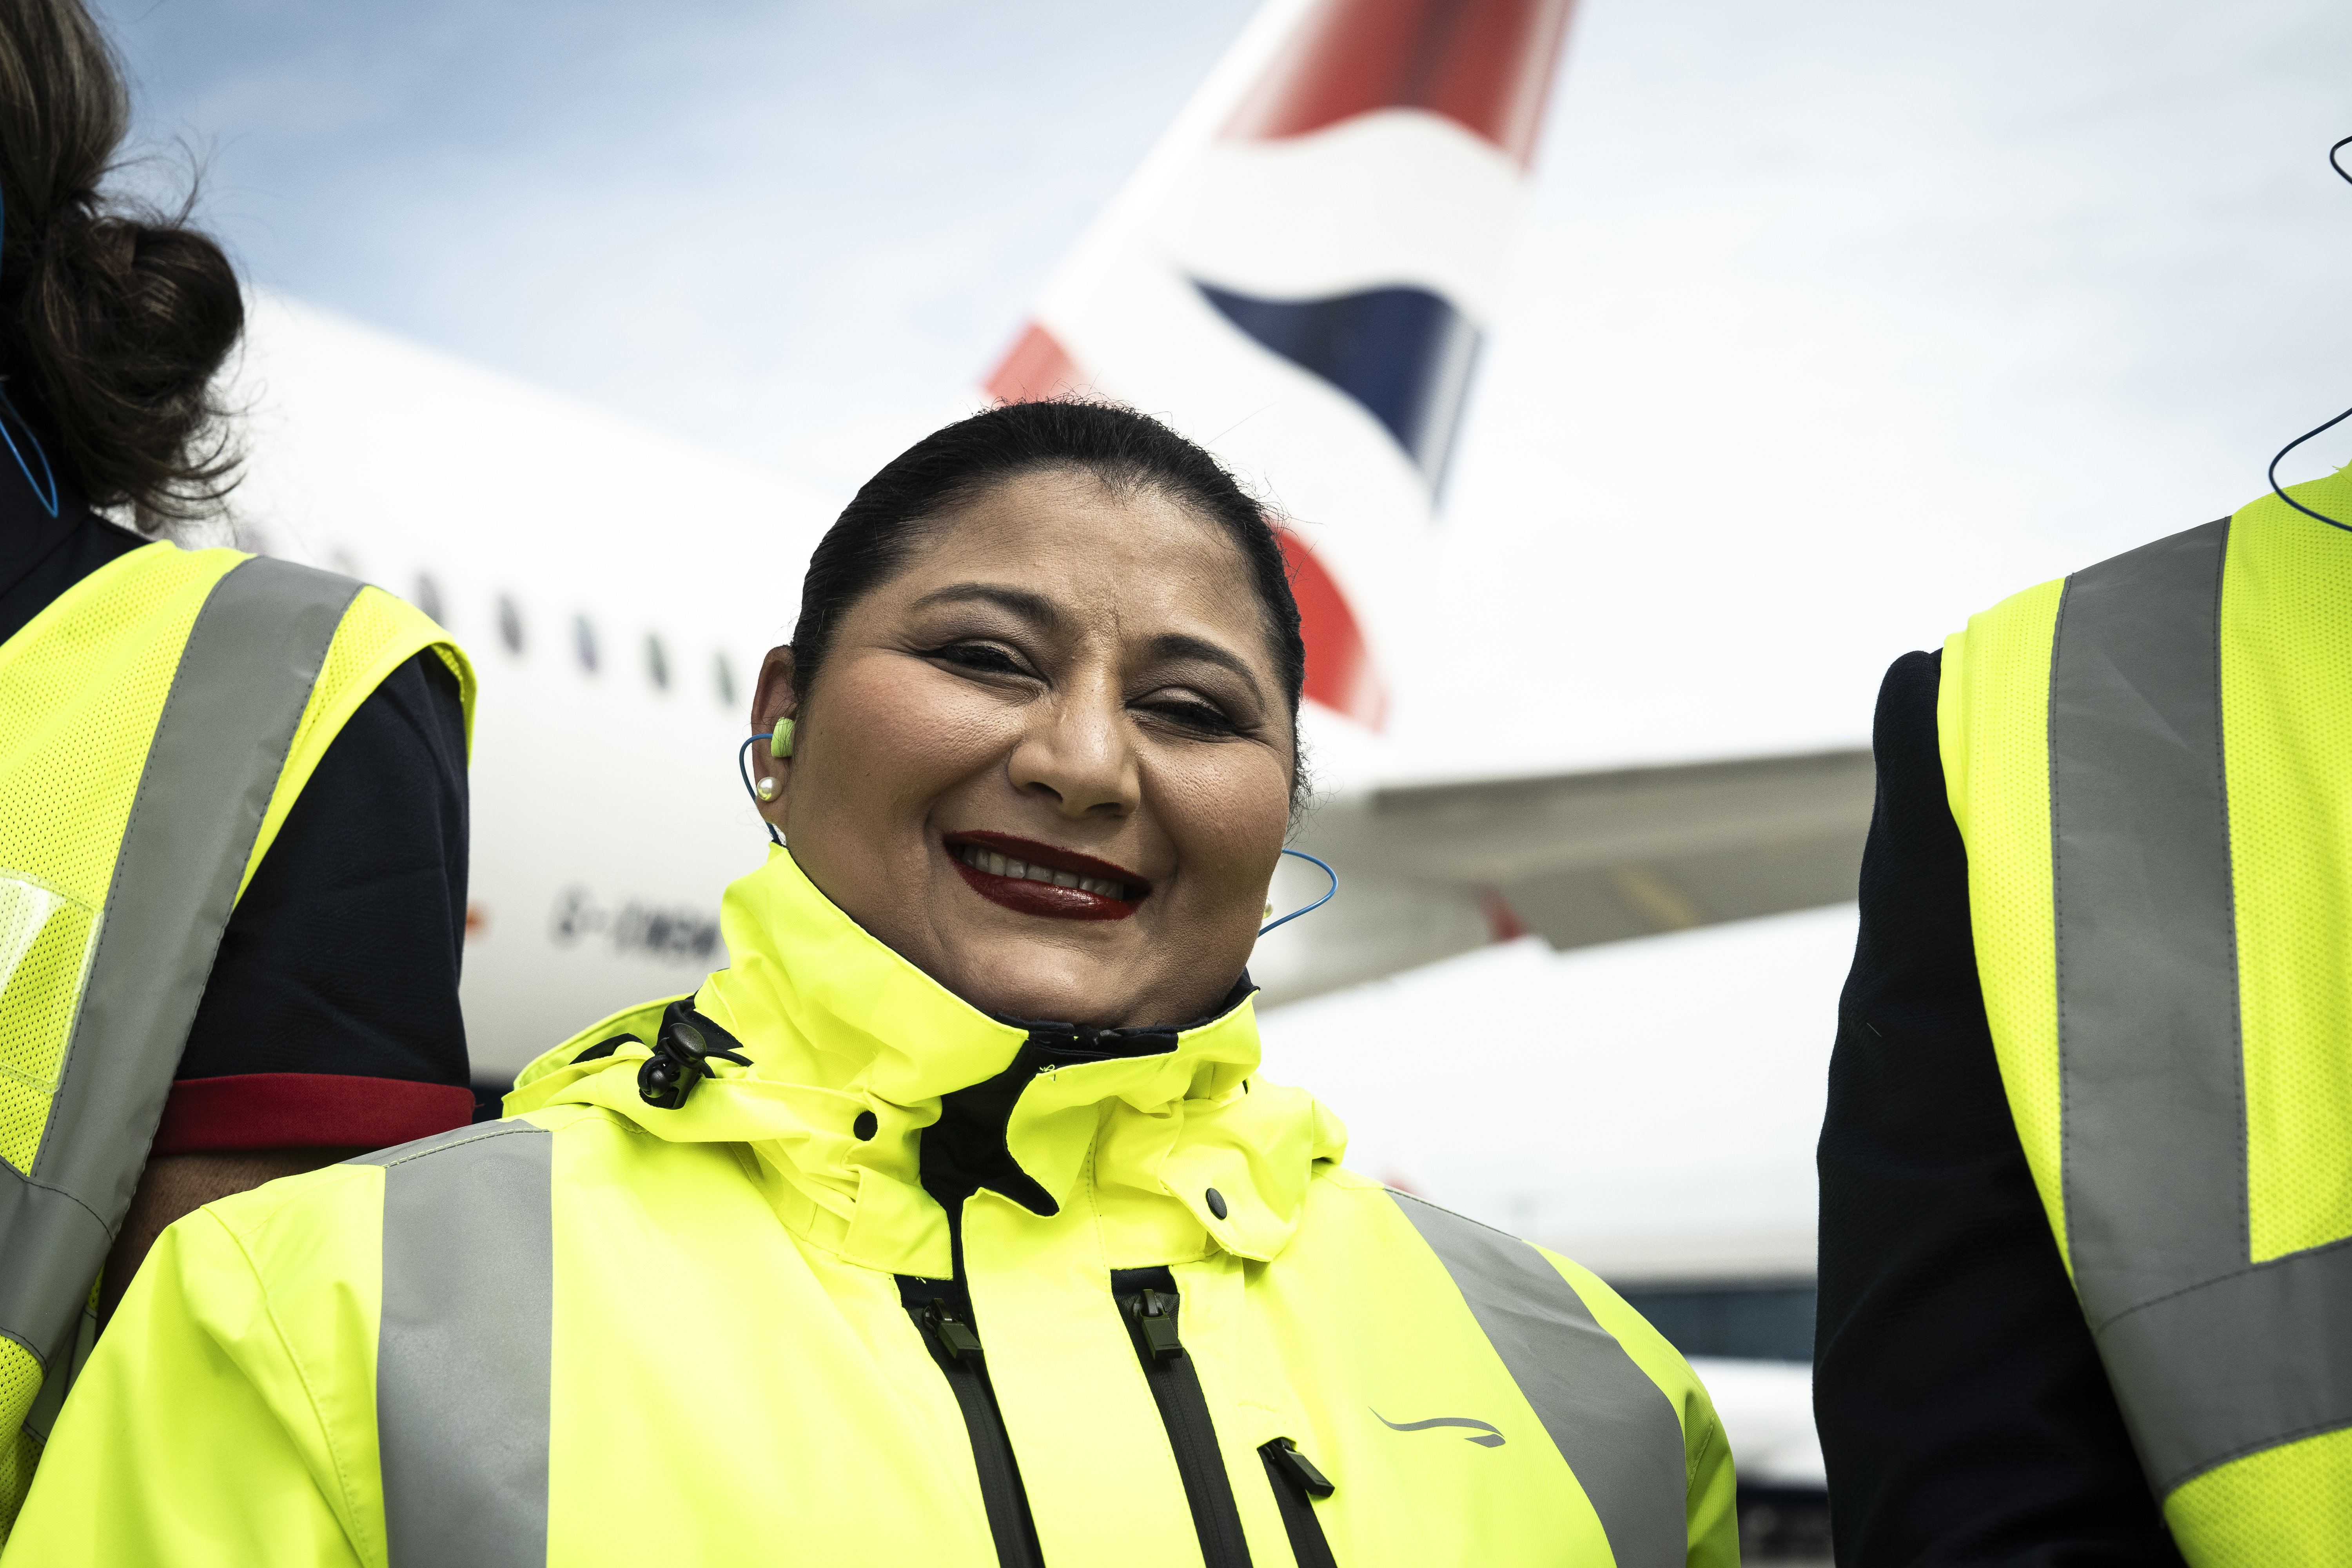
[1205,1187,1229,1220]
[853,1110,878,1141]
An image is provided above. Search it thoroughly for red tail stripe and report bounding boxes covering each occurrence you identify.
[1225,0,1576,169]
[1279,530,1387,729]
[985,321,1085,404]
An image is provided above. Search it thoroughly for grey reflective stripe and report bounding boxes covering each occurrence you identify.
[0,557,358,1381]
[2097,1241,2352,1487]
[19,1288,94,1444]
[1392,1192,1684,1568]
[362,1121,553,1568]
[2052,517,2352,1490]
[2053,520,2245,1308]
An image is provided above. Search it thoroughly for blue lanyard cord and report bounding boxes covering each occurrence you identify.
[738,733,783,846]
[0,181,57,520]
[2270,403,2352,535]
[0,383,56,519]
[2266,136,2352,536]
[1259,848,1338,937]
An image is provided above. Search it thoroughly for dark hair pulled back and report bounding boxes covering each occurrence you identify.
[791,399,1309,799]
[0,0,243,528]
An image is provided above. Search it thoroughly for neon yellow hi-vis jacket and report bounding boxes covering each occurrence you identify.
[1936,466,2352,1564]
[5,847,1738,1568]
[0,541,470,1539]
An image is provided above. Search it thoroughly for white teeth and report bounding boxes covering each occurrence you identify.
[955,844,1130,901]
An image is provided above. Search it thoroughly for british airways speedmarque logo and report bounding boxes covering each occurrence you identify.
[1373,1408,1506,1448]
[1195,281,1482,490]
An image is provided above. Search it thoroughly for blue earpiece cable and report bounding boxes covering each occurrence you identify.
[0,387,58,519]
[738,733,783,846]
[2266,135,2352,535]
[1260,848,1338,937]
[0,185,56,518]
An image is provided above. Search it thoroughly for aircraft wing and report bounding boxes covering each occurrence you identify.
[1250,747,1874,1004]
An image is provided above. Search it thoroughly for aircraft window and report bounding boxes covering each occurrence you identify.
[574,615,599,674]
[645,633,670,691]
[1610,1282,1816,1363]
[713,653,736,709]
[497,595,525,655]
[412,573,445,625]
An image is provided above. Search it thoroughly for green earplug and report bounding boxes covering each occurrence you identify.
[770,718,795,759]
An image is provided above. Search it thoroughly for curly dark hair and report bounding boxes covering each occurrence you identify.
[0,0,243,529]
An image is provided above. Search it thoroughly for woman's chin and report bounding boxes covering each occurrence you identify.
[913,930,1155,1028]
[933,949,1137,1028]
[928,933,1249,1031]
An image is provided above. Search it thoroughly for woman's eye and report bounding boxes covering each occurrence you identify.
[933,642,1029,676]
[1141,696,1238,736]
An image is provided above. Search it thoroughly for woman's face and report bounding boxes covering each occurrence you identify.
[751,468,1296,1029]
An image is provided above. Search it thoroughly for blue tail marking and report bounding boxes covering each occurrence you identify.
[1196,281,1481,490]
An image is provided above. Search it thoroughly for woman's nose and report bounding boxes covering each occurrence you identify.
[1008,688,1138,818]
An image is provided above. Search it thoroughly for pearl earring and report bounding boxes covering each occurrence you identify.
[755,777,779,801]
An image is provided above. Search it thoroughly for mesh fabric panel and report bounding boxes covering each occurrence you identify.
[2166,1421,2352,1566]
[2220,475,2352,1262]
[1940,577,2070,1263]
[0,880,96,1173]
[0,546,240,1174]
[0,1338,43,1537]
[0,544,234,906]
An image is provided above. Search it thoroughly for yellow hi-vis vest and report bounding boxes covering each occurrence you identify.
[0,541,471,1539]
[5,846,1740,1568]
[1939,468,2352,1565]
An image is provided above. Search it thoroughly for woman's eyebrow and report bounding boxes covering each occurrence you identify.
[909,584,1265,703]
[1149,632,1266,705]
[906,581,1065,628]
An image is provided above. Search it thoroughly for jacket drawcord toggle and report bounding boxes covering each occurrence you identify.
[639,1001,753,1109]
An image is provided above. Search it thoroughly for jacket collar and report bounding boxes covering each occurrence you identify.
[513,846,1345,1278]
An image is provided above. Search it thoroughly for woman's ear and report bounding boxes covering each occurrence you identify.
[750,645,799,825]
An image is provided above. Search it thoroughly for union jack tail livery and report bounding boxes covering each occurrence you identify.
[985,0,1577,731]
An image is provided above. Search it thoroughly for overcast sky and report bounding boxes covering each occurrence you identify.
[96,0,2352,779]
[89,0,2352,1235]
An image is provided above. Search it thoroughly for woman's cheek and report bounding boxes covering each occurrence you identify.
[1157,748,1290,900]
[833,660,1008,799]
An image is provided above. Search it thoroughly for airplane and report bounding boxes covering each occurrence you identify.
[217,0,1850,1531]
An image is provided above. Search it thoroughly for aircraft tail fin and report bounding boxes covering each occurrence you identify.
[985,0,1577,730]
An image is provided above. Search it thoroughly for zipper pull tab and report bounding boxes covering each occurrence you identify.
[922,1298,985,1363]
[1265,1437,1335,1499]
[1123,1288,1184,1361]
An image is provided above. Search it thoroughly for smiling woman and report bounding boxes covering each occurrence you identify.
[754,405,1301,1031]
[11,403,1738,1567]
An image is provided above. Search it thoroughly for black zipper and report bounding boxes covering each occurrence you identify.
[901,1279,1045,1568]
[1112,1267,1255,1568]
[1259,1437,1338,1568]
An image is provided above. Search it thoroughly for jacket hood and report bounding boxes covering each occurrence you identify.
[510,846,1347,1278]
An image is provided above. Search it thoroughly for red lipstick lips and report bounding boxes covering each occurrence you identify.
[946,831,1147,922]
